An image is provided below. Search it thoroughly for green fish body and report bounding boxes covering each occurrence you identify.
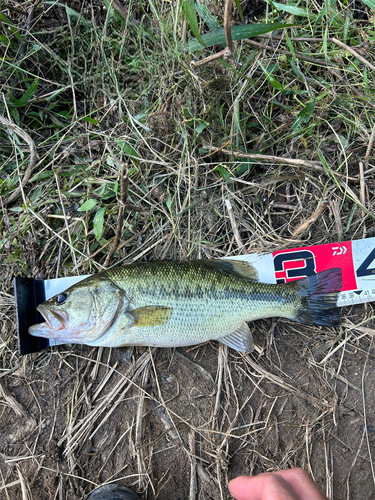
[29,260,342,353]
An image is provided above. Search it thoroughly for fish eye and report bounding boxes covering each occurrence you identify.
[56,293,68,304]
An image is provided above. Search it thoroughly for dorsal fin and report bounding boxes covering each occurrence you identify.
[205,259,259,281]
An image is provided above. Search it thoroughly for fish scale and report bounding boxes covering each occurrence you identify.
[29,260,342,353]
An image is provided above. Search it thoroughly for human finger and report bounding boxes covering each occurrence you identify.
[228,473,300,500]
[269,469,328,500]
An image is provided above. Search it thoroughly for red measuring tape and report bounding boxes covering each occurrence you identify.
[232,238,375,307]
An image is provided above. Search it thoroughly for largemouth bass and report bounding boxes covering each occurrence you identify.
[29,260,342,353]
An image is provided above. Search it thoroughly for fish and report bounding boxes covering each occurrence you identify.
[28,260,342,353]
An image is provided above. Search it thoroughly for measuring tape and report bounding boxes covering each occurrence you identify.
[231,237,375,308]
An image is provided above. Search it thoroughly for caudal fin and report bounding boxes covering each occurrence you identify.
[295,268,342,327]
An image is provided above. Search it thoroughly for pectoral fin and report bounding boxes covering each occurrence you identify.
[129,306,172,327]
[217,322,254,353]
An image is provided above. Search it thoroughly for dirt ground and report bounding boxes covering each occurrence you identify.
[1,287,375,499]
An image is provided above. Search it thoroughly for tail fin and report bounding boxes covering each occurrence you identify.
[295,268,342,327]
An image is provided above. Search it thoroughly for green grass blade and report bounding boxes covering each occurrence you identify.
[0,13,24,42]
[187,22,295,52]
[361,0,375,9]
[195,2,221,31]
[233,0,245,24]
[184,0,205,47]
[11,78,39,107]
[259,61,285,91]
[291,99,315,130]
[44,1,90,26]
[267,1,318,20]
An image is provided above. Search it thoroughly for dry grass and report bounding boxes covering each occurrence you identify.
[1,0,375,498]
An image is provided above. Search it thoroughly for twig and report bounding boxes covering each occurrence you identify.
[135,364,150,491]
[244,38,335,67]
[225,199,243,249]
[191,47,232,68]
[12,4,35,98]
[272,202,296,210]
[79,231,142,267]
[17,466,30,500]
[362,338,375,488]
[189,430,197,500]
[223,0,233,57]
[106,0,128,18]
[330,199,343,239]
[0,117,37,206]
[202,143,357,181]
[191,0,233,68]
[331,37,375,72]
[292,198,329,237]
[104,164,129,267]
[359,161,367,237]
[364,122,375,171]
[203,144,321,167]
[54,170,77,269]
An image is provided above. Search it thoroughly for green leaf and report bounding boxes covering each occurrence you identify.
[0,35,10,46]
[362,0,375,8]
[78,199,97,211]
[267,1,318,19]
[65,5,89,24]
[93,207,105,241]
[335,134,349,149]
[195,2,221,31]
[30,185,42,203]
[292,99,315,131]
[187,22,295,52]
[11,78,39,107]
[284,31,296,61]
[195,122,209,136]
[44,1,90,26]
[166,194,173,209]
[103,0,114,13]
[0,13,24,41]
[82,116,99,124]
[234,0,245,24]
[213,165,230,182]
[114,139,140,163]
[259,61,285,91]
[184,0,205,47]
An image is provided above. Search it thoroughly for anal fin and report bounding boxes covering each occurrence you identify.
[217,322,254,353]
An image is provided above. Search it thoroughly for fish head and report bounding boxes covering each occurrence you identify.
[28,276,126,344]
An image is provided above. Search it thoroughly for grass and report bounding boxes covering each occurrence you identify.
[1,0,375,499]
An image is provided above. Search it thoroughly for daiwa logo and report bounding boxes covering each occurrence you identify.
[273,250,316,284]
[332,245,347,256]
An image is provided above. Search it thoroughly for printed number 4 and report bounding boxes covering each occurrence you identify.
[357,247,375,277]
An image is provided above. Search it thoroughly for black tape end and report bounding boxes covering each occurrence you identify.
[14,277,50,355]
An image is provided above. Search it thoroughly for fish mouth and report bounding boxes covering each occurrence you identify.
[29,305,69,338]
[38,304,68,330]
